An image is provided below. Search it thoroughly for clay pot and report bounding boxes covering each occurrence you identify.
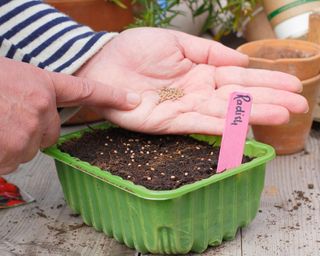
[242,5,276,42]
[46,0,134,125]
[251,74,320,155]
[237,39,320,155]
[46,0,134,31]
[237,39,320,80]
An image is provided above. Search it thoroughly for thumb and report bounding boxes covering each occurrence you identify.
[49,71,141,110]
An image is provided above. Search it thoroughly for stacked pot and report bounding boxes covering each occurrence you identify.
[237,39,320,155]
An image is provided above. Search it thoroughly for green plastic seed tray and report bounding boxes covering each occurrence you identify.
[43,123,275,254]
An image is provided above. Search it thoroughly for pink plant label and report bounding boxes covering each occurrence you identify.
[217,92,252,173]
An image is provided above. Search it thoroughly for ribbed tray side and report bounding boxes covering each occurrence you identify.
[55,161,265,254]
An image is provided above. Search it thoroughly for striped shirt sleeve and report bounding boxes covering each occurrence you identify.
[0,0,118,74]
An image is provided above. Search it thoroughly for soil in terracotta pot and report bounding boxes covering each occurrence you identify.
[59,128,253,190]
[255,47,315,60]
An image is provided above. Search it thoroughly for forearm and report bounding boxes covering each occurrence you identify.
[0,0,117,74]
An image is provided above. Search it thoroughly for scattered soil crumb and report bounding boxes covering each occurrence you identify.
[70,213,80,218]
[303,150,310,155]
[308,184,314,189]
[36,212,47,218]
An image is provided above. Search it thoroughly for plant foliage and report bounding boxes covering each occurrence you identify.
[109,0,261,38]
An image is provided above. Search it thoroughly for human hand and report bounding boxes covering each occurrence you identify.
[0,57,140,174]
[77,27,308,135]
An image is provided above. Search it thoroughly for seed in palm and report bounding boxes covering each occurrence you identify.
[158,87,184,103]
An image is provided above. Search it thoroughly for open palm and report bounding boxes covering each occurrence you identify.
[77,28,308,135]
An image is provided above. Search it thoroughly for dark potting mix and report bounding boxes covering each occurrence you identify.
[59,128,253,190]
[255,47,315,60]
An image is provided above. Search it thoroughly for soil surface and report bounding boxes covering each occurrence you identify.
[59,128,252,190]
[255,47,315,59]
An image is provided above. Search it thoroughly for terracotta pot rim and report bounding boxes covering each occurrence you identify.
[302,73,320,83]
[237,39,320,64]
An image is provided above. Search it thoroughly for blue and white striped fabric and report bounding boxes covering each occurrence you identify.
[0,0,117,74]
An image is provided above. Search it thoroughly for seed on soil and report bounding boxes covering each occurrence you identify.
[113,150,118,154]
[158,87,184,103]
[100,152,104,155]
[59,128,253,190]
[196,147,200,150]
[147,177,152,181]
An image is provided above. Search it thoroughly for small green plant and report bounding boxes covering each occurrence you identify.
[108,0,261,39]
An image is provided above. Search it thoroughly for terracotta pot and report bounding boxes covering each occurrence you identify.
[46,0,134,31]
[237,39,320,80]
[242,5,276,42]
[46,0,134,125]
[237,39,320,154]
[251,74,320,155]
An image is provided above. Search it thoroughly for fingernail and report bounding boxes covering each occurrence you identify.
[127,92,141,106]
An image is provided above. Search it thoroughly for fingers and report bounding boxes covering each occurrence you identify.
[215,66,303,92]
[215,85,309,114]
[216,85,309,113]
[172,31,249,67]
[40,112,61,149]
[198,99,291,126]
[50,71,141,110]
